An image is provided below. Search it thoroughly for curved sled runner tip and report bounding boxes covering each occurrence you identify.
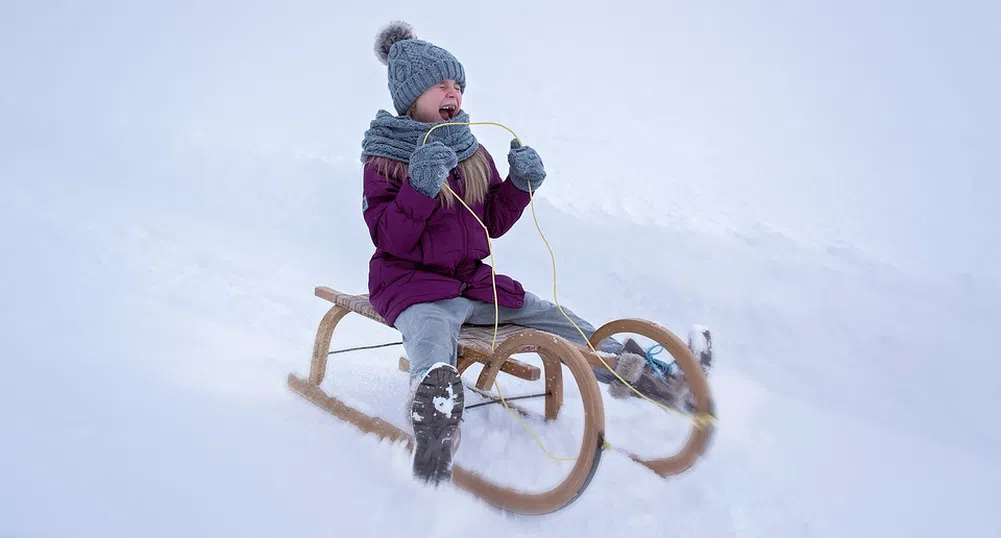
[589,318,716,477]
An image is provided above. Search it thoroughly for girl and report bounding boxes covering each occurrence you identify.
[359,21,710,485]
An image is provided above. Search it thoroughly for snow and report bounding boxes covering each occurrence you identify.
[2,1,1000,537]
[433,381,460,419]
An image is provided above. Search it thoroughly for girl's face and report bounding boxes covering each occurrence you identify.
[410,79,463,123]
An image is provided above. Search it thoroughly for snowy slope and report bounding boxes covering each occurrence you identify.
[3,2,1000,537]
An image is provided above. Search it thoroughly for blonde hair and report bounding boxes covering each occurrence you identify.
[365,146,491,208]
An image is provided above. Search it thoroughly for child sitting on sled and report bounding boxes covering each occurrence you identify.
[359,21,712,485]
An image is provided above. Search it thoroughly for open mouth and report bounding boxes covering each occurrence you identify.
[438,104,458,121]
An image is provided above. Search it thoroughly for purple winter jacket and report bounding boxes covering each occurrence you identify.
[362,146,532,326]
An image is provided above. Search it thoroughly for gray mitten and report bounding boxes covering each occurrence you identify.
[507,139,546,193]
[409,141,458,198]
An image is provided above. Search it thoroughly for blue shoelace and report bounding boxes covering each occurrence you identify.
[645,344,679,381]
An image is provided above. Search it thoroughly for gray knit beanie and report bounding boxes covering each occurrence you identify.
[373,21,466,116]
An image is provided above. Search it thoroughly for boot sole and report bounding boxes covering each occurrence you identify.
[410,364,464,485]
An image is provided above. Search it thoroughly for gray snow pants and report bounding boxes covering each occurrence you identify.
[393,292,624,384]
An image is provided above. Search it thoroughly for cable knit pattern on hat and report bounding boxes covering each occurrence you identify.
[374,21,466,115]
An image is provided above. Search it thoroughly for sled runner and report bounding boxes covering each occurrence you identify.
[287,285,716,515]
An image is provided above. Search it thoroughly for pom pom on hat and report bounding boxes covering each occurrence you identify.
[374,21,416,66]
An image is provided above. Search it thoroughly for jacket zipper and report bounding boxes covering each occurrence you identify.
[456,170,468,294]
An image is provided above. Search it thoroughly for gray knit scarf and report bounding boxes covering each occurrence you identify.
[360,109,479,164]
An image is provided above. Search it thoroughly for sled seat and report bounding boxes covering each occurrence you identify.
[314,286,543,382]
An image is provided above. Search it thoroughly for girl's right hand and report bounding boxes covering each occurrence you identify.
[408,141,458,198]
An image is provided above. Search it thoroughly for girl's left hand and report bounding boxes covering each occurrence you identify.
[507,139,546,193]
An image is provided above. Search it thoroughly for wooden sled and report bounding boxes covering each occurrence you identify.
[287,286,716,515]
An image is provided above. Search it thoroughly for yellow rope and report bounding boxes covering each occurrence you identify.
[421,122,717,462]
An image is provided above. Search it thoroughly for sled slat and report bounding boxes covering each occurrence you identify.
[315,286,385,324]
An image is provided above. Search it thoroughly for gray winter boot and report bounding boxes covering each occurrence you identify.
[406,362,464,485]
